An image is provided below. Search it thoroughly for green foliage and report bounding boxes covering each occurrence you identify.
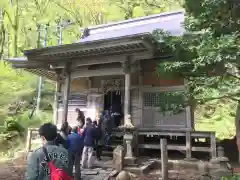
[154,0,240,109]
[196,99,236,139]
[4,117,24,133]
[108,0,182,20]
[152,91,186,114]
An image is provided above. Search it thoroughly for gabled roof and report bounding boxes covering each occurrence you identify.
[79,11,184,43]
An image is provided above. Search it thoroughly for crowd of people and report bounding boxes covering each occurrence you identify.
[25,107,122,180]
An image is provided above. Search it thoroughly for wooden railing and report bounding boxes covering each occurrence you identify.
[25,127,217,160]
[26,128,61,152]
[26,128,39,152]
[111,128,217,159]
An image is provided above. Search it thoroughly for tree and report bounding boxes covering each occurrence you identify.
[0,0,21,57]
[154,0,240,144]
[0,9,6,59]
[109,0,182,20]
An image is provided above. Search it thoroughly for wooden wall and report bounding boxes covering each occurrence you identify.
[56,59,188,129]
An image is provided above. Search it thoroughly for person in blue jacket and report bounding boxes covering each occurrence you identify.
[68,126,83,180]
[81,118,97,169]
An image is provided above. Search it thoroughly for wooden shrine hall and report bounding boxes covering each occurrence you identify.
[6,11,217,160]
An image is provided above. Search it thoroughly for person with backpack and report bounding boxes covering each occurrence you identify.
[68,126,84,180]
[25,123,73,180]
[55,122,71,150]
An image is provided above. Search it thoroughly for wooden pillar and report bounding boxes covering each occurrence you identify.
[26,129,33,152]
[185,131,192,159]
[235,102,240,163]
[184,79,193,130]
[53,73,61,125]
[160,138,168,180]
[124,73,131,121]
[186,106,192,129]
[123,56,132,124]
[210,132,217,159]
[62,64,71,123]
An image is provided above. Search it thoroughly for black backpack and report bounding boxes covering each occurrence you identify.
[55,133,69,149]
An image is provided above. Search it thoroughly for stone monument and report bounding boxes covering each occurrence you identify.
[119,114,137,166]
[113,145,124,171]
[209,146,232,180]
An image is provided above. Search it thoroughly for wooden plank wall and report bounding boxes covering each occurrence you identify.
[130,88,141,126]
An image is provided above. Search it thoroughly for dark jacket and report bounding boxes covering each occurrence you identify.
[77,111,85,125]
[94,125,101,140]
[25,141,73,180]
[55,133,69,149]
[68,132,83,154]
[82,124,96,147]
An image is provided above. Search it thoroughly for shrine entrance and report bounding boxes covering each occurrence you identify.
[104,90,122,111]
[102,79,124,126]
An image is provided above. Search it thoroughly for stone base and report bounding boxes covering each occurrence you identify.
[184,157,198,162]
[210,157,229,164]
[124,157,137,166]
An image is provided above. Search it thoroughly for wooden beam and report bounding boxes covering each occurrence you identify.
[51,51,154,69]
[12,63,49,69]
[71,67,124,78]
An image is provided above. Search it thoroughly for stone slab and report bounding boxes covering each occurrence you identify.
[113,145,124,171]
[82,170,99,175]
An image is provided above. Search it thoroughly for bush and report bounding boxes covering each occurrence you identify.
[3,110,52,135]
[4,117,24,134]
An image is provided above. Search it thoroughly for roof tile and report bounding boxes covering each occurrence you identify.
[79,11,184,43]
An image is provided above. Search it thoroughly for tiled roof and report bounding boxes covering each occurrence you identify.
[79,11,184,43]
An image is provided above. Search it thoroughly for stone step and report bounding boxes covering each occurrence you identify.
[102,150,113,157]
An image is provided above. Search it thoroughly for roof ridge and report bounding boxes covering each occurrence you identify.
[81,10,184,32]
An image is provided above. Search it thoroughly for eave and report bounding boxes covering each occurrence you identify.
[6,34,156,81]
[24,34,155,62]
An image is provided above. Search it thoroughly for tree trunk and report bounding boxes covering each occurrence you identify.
[0,10,5,59]
[11,27,17,57]
[11,0,19,57]
[235,101,240,162]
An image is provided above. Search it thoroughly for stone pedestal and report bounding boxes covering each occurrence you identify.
[217,145,224,157]
[209,157,232,180]
[124,132,137,166]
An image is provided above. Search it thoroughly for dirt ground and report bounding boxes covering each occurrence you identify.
[0,158,203,180]
[0,158,27,180]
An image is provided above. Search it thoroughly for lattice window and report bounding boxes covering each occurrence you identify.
[143,91,184,109]
[143,92,161,107]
